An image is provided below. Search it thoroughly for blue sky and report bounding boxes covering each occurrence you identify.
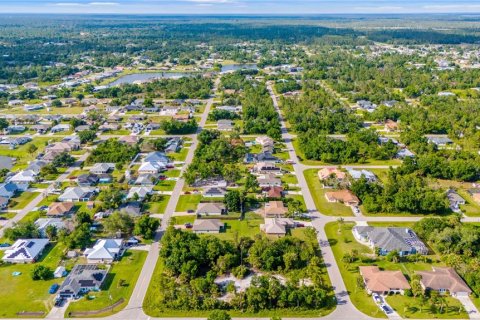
[2,0,480,14]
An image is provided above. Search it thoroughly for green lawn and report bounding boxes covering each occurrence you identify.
[170,215,196,225]
[175,194,201,212]
[458,189,480,217]
[66,250,147,318]
[386,294,467,319]
[211,215,263,241]
[281,173,298,185]
[145,196,170,214]
[164,169,181,178]
[8,192,40,210]
[153,180,176,192]
[304,169,354,216]
[325,221,462,319]
[0,138,59,168]
[168,148,189,162]
[0,242,66,318]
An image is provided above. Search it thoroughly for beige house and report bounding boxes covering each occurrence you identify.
[260,218,295,237]
[47,202,75,217]
[318,167,346,181]
[325,190,360,207]
[359,266,411,295]
[264,201,288,217]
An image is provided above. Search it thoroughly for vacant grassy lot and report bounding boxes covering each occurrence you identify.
[0,243,65,318]
[153,179,176,192]
[304,169,353,216]
[8,192,40,210]
[145,195,170,214]
[175,194,202,212]
[66,250,147,318]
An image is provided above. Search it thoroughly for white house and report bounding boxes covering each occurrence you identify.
[2,239,49,263]
[84,239,124,264]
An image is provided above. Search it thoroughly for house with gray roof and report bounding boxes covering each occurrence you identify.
[58,264,108,299]
[2,239,49,263]
[353,226,428,256]
[192,219,224,234]
[34,218,67,237]
[127,186,153,200]
[196,203,226,216]
[90,163,115,175]
[0,182,18,199]
[58,187,96,202]
[446,189,466,211]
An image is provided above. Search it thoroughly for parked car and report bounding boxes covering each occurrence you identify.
[185,223,192,229]
[49,284,59,294]
[54,297,65,307]
[381,304,392,314]
[373,293,382,304]
[187,209,194,213]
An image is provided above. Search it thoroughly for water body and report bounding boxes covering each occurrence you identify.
[108,64,257,87]
[221,63,257,72]
[108,72,195,87]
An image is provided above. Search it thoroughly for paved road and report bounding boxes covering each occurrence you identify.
[106,76,221,320]
[0,152,90,238]
[267,82,375,320]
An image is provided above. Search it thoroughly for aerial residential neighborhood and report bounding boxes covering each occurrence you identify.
[0,5,479,320]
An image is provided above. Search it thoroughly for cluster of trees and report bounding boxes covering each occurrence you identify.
[184,130,245,184]
[52,152,75,168]
[161,119,198,134]
[242,83,281,139]
[413,216,480,296]
[350,170,449,214]
[208,109,240,121]
[274,79,301,94]
[149,227,332,313]
[298,129,398,164]
[86,138,139,165]
[145,76,213,99]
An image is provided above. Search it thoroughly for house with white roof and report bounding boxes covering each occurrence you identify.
[346,168,377,182]
[126,186,153,200]
[84,239,124,263]
[9,170,37,190]
[58,187,97,202]
[2,239,50,263]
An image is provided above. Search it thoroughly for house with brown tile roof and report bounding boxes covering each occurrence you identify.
[47,202,75,217]
[318,167,346,181]
[359,266,410,295]
[416,267,472,296]
[263,201,288,217]
[325,189,360,207]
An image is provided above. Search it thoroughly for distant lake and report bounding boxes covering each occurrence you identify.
[221,63,257,72]
[108,72,196,87]
[108,63,258,87]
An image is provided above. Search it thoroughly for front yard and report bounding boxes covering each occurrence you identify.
[8,192,40,210]
[304,169,354,216]
[66,250,147,318]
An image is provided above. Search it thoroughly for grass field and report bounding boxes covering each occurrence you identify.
[8,192,40,210]
[0,242,65,318]
[175,194,202,212]
[145,196,170,214]
[0,137,59,168]
[386,294,466,319]
[66,250,147,318]
[153,180,176,192]
[304,169,354,216]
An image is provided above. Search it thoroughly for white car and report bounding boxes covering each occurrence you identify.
[372,293,382,304]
